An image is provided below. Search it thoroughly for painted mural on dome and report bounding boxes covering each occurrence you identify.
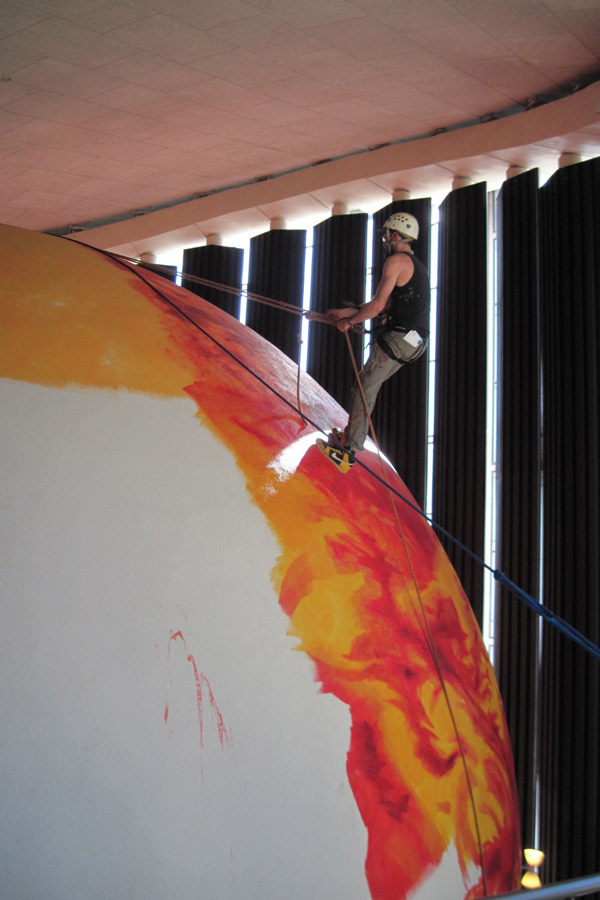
[0,225,520,900]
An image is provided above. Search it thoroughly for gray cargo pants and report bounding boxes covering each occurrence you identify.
[344,329,428,453]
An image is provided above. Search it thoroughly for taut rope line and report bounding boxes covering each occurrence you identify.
[115,253,337,325]
[85,247,600,664]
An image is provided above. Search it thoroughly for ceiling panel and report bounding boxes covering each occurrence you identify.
[8,58,124,99]
[3,90,107,126]
[0,0,597,249]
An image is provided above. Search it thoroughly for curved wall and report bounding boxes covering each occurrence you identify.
[0,225,520,900]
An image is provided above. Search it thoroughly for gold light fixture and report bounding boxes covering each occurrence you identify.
[521,869,542,889]
[521,848,545,889]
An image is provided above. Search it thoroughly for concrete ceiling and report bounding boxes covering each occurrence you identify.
[1,0,599,256]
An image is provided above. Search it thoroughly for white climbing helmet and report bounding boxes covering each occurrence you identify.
[382,212,419,241]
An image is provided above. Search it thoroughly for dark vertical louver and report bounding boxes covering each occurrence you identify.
[538,157,600,889]
[182,244,243,319]
[496,169,541,851]
[246,229,306,364]
[370,198,432,507]
[307,213,367,409]
[433,182,487,625]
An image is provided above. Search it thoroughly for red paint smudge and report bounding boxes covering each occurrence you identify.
[164,630,231,772]
[279,554,314,617]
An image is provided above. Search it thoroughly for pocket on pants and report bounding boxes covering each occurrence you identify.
[382,331,428,363]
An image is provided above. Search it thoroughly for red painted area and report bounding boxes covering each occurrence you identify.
[279,555,314,617]
[164,630,231,773]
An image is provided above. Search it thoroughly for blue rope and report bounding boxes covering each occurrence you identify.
[102,249,600,665]
[351,460,600,662]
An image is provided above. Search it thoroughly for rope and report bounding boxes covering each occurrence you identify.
[343,332,489,895]
[296,331,307,424]
[98,248,600,664]
[357,458,600,662]
[114,252,337,326]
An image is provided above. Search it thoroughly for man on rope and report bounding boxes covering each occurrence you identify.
[317,212,430,472]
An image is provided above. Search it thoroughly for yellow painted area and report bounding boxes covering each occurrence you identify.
[0,226,195,396]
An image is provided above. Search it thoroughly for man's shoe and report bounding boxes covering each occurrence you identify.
[316,438,355,473]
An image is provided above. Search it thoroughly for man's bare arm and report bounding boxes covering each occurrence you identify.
[337,254,413,333]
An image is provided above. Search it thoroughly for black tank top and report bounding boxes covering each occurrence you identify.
[384,252,430,337]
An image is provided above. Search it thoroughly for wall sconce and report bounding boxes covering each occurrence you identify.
[521,848,545,889]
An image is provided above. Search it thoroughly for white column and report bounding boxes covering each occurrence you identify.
[452,175,472,191]
[332,201,349,216]
[558,151,582,168]
[506,165,528,180]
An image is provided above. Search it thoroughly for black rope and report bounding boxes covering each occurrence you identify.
[85,243,600,664]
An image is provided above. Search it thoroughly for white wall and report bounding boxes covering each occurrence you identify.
[0,379,369,900]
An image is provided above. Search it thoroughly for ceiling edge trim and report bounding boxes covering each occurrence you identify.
[65,80,600,251]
